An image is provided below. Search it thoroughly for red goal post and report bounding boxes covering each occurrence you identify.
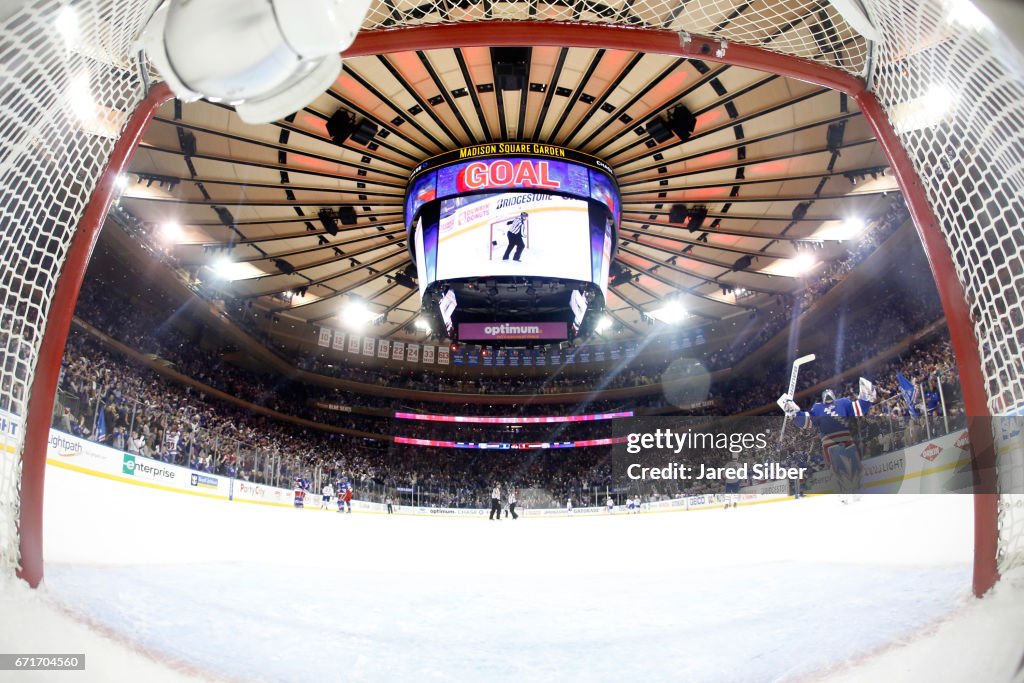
[2,1,1019,598]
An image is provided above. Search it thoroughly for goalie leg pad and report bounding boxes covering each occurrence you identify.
[824,441,863,494]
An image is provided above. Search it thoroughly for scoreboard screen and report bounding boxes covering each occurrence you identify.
[406,144,620,306]
[405,144,620,234]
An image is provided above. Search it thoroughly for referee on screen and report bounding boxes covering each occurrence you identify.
[503,211,528,261]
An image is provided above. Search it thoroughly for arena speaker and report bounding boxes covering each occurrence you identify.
[645,117,674,144]
[492,47,530,91]
[326,109,357,145]
[669,204,688,223]
[667,106,697,141]
[827,119,847,154]
[337,206,358,225]
[318,208,339,236]
[274,258,296,275]
[351,119,379,145]
[686,206,708,232]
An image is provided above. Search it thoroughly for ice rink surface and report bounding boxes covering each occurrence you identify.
[2,465,1023,683]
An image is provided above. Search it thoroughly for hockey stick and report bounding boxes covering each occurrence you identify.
[778,354,816,442]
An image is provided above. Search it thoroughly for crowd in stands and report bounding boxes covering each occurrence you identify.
[39,193,969,507]
[72,199,923,427]
[53,303,964,508]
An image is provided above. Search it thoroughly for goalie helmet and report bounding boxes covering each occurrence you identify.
[822,389,836,404]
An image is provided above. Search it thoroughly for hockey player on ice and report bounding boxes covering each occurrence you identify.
[566,497,573,516]
[321,483,333,510]
[778,379,875,495]
[606,496,614,514]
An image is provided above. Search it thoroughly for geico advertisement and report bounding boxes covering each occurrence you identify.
[740,480,792,497]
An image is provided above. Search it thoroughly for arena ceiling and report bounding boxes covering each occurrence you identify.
[118,10,900,343]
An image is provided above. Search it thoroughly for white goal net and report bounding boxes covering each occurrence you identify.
[0,0,152,576]
[0,0,1022,591]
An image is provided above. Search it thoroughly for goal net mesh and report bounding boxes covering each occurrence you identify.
[0,0,151,573]
[1,0,1022,581]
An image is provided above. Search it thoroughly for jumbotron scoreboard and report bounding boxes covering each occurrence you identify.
[404,143,620,344]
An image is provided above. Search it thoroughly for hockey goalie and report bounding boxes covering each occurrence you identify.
[778,378,876,494]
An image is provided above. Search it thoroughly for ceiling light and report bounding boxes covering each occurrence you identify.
[945,0,992,31]
[159,221,183,243]
[68,72,96,124]
[596,316,613,333]
[55,5,80,49]
[342,299,380,329]
[890,84,954,134]
[212,256,237,279]
[841,217,866,239]
[115,173,130,192]
[650,300,686,324]
[415,318,431,332]
[793,253,817,275]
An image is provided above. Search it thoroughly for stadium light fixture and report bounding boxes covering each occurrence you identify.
[208,257,262,281]
[841,217,866,239]
[793,253,817,275]
[158,221,183,243]
[596,315,613,333]
[650,300,687,324]
[415,318,431,333]
[342,299,380,329]
[55,5,80,49]
[68,73,96,124]
[211,256,236,279]
[890,83,954,134]
[945,0,992,31]
[138,0,373,124]
[114,173,131,192]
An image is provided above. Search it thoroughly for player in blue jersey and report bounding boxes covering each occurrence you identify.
[779,379,875,494]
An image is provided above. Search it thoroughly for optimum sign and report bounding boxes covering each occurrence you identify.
[459,322,567,341]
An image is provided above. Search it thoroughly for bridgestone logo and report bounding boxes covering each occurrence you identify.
[484,324,541,335]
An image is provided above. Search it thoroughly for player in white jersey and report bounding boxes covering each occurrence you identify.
[566,497,573,515]
[627,497,635,513]
[606,496,614,513]
[321,484,333,510]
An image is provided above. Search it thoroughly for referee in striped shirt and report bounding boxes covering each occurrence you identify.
[502,211,528,261]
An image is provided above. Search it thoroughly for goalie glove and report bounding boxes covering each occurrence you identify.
[777,393,800,417]
[858,377,876,402]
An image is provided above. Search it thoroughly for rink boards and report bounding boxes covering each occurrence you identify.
[3,410,1017,521]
